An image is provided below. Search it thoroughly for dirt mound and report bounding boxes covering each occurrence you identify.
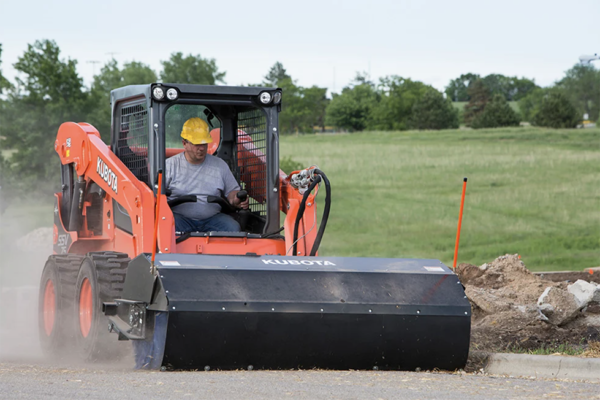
[457,254,600,352]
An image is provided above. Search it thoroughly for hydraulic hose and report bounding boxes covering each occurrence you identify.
[292,175,322,256]
[309,169,331,256]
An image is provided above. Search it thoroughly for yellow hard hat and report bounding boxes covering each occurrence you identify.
[181,118,213,145]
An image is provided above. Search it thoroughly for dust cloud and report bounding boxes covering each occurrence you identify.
[0,215,52,362]
[0,200,134,368]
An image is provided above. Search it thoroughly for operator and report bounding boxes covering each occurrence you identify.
[165,117,249,232]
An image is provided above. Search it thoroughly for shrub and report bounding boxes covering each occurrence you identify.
[279,156,304,175]
[531,92,579,128]
[325,83,379,131]
[471,95,520,129]
[370,76,433,131]
[408,90,459,130]
[518,88,546,122]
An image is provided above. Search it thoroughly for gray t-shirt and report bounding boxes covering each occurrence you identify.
[165,153,240,221]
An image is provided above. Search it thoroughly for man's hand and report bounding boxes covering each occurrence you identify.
[228,190,249,209]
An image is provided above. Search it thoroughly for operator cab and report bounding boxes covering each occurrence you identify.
[109,83,282,238]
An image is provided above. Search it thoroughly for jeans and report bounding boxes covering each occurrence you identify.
[173,213,240,233]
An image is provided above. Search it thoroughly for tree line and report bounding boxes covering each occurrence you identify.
[0,39,598,199]
[0,40,330,198]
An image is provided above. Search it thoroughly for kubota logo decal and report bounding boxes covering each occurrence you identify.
[262,259,336,266]
[97,157,118,193]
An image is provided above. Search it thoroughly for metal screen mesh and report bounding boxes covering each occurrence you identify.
[117,102,149,185]
[237,109,267,217]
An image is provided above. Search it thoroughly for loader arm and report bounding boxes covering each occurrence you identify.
[55,122,156,255]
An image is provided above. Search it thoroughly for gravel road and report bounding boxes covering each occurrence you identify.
[1,360,599,400]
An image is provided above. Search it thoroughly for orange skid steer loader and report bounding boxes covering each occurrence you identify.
[39,83,471,370]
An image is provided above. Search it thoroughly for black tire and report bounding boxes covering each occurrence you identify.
[38,255,82,358]
[73,252,130,361]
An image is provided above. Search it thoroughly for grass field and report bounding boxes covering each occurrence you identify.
[1,127,598,272]
[280,127,600,271]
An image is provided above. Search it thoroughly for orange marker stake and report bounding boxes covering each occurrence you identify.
[452,177,468,270]
[151,171,163,269]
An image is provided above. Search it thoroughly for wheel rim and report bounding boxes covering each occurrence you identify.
[79,278,93,338]
[43,280,56,336]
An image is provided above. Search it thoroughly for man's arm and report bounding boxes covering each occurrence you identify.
[218,157,248,209]
[227,190,249,209]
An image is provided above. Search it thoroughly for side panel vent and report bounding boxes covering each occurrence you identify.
[236,109,267,217]
[117,102,149,185]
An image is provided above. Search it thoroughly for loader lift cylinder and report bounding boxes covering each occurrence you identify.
[68,176,86,232]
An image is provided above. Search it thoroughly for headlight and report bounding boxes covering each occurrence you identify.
[259,92,272,104]
[272,91,282,104]
[166,88,178,100]
[152,87,165,100]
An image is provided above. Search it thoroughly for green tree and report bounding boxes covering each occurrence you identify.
[448,73,537,102]
[0,44,13,211]
[531,92,579,128]
[87,59,157,142]
[555,64,600,121]
[277,77,307,133]
[91,59,156,92]
[160,52,225,85]
[371,76,432,130]
[0,40,89,194]
[481,74,510,99]
[13,40,85,104]
[262,62,328,133]
[445,73,480,101]
[409,89,459,130]
[277,78,328,133]
[0,44,12,94]
[301,85,329,132]
[511,77,538,101]
[463,79,491,126]
[481,74,538,101]
[264,61,291,87]
[122,61,157,84]
[471,94,520,129]
[325,78,379,131]
[518,88,547,122]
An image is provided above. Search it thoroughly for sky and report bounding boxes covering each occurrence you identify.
[0,0,598,95]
